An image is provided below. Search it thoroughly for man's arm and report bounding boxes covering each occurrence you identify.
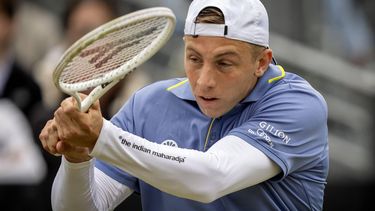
[50,97,280,203]
[39,98,133,210]
[91,120,281,203]
[52,157,133,211]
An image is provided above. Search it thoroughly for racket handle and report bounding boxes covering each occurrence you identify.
[77,79,120,112]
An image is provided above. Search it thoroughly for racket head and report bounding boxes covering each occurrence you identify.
[53,7,176,97]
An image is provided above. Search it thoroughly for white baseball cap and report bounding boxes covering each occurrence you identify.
[184,0,269,47]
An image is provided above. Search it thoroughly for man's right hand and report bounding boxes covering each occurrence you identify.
[39,119,92,163]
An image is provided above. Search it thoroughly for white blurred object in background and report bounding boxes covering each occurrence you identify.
[0,99,46,184]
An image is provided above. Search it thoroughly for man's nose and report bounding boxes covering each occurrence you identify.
[196,64,216,89]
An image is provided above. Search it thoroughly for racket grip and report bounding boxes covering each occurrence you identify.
[79,79,120,112]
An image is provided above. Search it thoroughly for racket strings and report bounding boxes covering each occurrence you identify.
[59,17,167,86]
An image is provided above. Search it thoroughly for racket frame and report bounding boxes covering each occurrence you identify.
[53,7,176,112]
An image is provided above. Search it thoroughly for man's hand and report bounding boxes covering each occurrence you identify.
[54,96,103,152]
[39,119,92,163]
[39,96,103,163]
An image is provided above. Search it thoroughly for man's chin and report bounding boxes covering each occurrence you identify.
[199,107,223,119]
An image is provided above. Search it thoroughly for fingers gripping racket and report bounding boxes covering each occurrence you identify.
[53,7,176,112]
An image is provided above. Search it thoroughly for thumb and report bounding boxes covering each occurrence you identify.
[56,140,73,153]
[90,99,101,111]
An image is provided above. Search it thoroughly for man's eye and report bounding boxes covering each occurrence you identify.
[189,56,200,63]
[218,61,232,67]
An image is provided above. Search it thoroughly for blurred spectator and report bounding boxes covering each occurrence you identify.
[13,1,61,71]
[0,99,46,183]
[0,0,42,122]
[360,0,375,33]
[0,0,47,209]
[322,0,374,67]
[357,0,375,67]
[0,99,47,210]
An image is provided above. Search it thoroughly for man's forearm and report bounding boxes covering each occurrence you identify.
[52,157,99,211]
[52,157,133,211]
[91,120,280,203]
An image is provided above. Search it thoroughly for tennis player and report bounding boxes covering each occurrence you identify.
[40,0,329,210]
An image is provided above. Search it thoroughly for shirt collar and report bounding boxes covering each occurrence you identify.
[242,64,285,103]
[167,78,195,101]
[168,64,285,103]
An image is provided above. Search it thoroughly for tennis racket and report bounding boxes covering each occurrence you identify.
[53,7,176,112]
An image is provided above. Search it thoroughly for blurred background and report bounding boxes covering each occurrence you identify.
[0,0,374,210]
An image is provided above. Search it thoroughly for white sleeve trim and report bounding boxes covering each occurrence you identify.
[51,156,133,211]
[90,119,281,203]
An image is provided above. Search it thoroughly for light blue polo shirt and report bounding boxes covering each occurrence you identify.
[96,64,329,211]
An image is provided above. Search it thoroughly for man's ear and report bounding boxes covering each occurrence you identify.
[254,48,273,77]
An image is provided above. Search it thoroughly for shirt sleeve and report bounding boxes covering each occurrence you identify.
[95,95,140,192]
[229,83,328,180]
[52,157,133,211]
[90,119,280,203]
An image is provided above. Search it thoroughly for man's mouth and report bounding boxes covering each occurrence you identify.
[200,96,218,101]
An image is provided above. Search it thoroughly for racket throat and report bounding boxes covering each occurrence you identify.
[72,79,120,112]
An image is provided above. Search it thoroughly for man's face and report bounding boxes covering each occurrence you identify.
[184,36,265,118]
